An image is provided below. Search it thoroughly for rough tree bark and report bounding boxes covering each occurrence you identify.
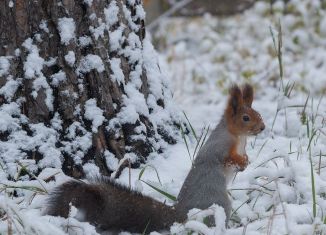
[0,0,180,179]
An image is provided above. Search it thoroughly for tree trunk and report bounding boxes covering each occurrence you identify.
[0,0,180,179]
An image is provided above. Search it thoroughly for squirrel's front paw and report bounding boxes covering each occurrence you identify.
[236,154,248,171]
[225,153,249,171]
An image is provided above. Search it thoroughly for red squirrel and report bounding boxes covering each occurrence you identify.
[45,84,265,233]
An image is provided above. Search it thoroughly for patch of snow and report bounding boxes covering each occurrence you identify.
[78,36,92,47]
[50,71,66,87]
[0,56,11,76]
[104,1,119,27]
[89,13,97,21]
[104,150,119,171]
[62,121,93,163]
[83,163,100,178]
[32,76,54,111]
[57,17,76,45]
[109,58,124,83]
[0,76,21,101]
[34,33,42,42]
[77,54,105,74]
[39,20,49,33]
[84,99,105,133]
[109,26,124,51]
[30,123,62,168]
[84,0,93,6]
[22,38,44,79]
[51,112,63,131]
[90,21,106,40]
[135,4,146,20]
[0,102,21,132]
[64,51,76,67]
[44,57,57,67]
[22,38,54,111]
[15,48,21,57]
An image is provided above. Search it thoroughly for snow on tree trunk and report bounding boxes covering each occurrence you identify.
[0,0,181,179]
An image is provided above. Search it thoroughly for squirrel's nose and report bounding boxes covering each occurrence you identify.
[260,124,265,131]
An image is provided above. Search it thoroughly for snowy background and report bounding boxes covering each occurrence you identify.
[2,0,326,234]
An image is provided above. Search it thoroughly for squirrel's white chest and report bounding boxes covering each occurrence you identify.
[224,136,247,185]
[237,136,247,156]
[224,166,236,185]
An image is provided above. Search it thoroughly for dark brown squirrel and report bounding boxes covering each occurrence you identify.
[45,84,265,233]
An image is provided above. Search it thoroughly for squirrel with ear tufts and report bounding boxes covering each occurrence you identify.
[45,83,265,233]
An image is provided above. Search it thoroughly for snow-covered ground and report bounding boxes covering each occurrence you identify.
[2,0,326,234]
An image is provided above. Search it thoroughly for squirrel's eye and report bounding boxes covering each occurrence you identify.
[243,115,250,122]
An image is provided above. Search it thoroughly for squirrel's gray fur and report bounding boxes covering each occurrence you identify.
[175,116,232,221]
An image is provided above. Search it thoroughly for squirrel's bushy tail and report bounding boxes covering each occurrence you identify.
[46,177,178,233]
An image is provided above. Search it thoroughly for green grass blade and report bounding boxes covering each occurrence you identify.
[230,198,251,219]
[307,129,318,151]
[140,180,177,202]
[16,161,48,193]
[309,148,316,218]
[199,126,210,151]
[180,123,193,164]
[269,26,278,54]
[183,111,198,141]
[0,184,47,194]
[191,127,206,160]
[138,165,162,185]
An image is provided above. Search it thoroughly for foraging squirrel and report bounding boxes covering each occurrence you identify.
[46,84,265,233]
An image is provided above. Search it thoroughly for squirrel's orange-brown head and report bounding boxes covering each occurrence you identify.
[225,84,265,136]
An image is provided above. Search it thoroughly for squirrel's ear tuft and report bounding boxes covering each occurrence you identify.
[228,84,243,115]
[242,83,254,107]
